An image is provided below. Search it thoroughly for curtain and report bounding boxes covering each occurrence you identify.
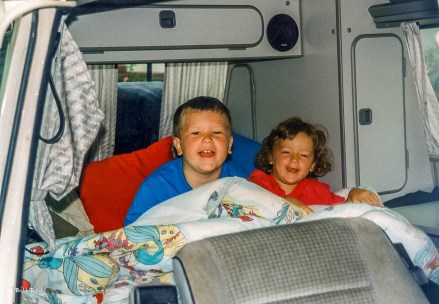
[159,62,229,138]
[87,65,118,161]
[29,24,104,251]
[401,22,439,156]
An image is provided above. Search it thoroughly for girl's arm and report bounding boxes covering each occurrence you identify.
[345,188,383,207]
[284,196,314,214]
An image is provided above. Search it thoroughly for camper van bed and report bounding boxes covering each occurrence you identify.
[21,171,439,303]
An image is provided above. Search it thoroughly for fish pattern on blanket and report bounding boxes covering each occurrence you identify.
[20,177,439,303]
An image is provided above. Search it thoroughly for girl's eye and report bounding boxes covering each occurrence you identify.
[300,154,309,158]
[191,131,200,135]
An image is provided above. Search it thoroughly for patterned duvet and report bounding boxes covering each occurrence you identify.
[21,177,439,303]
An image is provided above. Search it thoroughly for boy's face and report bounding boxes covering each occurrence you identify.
[269,132,315,194]
[173,110,233,179]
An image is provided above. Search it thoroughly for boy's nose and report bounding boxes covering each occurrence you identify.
[202,134,213,143]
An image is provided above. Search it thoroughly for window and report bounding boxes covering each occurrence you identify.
[0,25,13,104]
[114,63,165,154]
[117,63,164,82]
[421,27,439,100]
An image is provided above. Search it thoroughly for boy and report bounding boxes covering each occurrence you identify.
[124,96,246,226]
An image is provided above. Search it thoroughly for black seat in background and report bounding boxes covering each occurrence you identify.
[115,81,163,155]
[385,186,439,208]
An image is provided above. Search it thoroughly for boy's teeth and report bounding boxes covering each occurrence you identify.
[200,150,214,156]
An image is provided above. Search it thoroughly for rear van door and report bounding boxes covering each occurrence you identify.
[0,2,74,302]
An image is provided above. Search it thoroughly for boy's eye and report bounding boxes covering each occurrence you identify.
[300,153,309,158]
[212,131,223,135]
[191,131,201,135]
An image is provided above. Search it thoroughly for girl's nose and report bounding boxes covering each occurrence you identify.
[289,154,299,163]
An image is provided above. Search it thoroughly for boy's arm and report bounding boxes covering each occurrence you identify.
[124,183,160,226]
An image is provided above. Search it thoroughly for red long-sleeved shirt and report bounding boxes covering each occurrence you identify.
[248,169,344,205]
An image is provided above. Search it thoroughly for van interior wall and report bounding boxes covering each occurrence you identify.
[242,56,433,198]
[227,0,433,203]
[68,0,438,228]
[228,53,344,192]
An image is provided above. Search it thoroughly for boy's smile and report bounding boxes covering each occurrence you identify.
[173,110,233,188]
[199,150,215,157]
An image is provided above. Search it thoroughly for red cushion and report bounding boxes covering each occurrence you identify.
[79,136,173,232]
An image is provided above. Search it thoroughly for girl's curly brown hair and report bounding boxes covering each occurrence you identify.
[254,117,333,178]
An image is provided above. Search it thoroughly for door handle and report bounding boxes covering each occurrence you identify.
[359,108,372,125]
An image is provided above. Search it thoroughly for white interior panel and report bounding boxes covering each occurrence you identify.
[68,0,302,63]
[354,35,406,194]
[394,201,439,230]
[225,65,255,140]
[70,7,263,50]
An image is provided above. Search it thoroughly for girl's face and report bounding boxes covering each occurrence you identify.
[173,110,233,181]
[270,132,316,195]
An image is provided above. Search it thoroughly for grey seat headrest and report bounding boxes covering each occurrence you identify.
[173,217,428,304]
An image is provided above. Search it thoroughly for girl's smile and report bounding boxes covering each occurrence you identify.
[270,132,315,195]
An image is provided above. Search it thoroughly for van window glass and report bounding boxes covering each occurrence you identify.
[0,25,13,102]
[115,63,164,155]
[421,27,439,100]
[118,63,164,82]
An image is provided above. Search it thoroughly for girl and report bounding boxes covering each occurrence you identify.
[249,117,382,208]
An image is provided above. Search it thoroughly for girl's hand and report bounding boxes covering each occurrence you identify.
[284,197,314,215]
[345,188,383,207]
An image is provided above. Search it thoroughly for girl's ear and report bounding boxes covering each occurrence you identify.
[228,135,234,155]
[173,137,183,156]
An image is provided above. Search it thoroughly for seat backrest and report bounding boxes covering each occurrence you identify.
[173,217,429,304]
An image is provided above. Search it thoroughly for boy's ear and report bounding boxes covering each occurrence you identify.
[173,137,183,156]
[228,135,234,155]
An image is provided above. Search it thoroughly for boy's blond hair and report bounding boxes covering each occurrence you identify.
[172,96,232,138]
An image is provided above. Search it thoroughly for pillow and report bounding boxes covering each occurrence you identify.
[79,133,260,232]
[79,136,173,232]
